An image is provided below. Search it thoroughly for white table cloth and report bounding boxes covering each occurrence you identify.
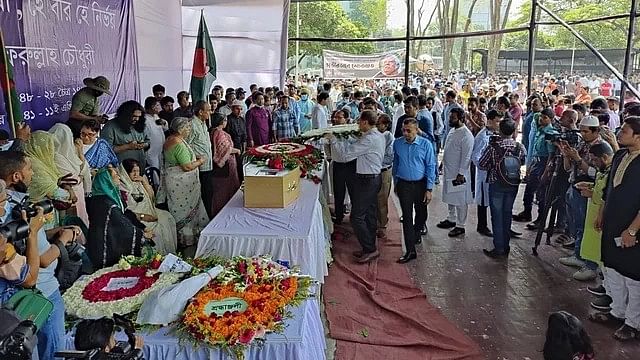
[196,167,329,283]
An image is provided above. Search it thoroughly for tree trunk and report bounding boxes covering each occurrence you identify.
[459,0,478,71]
[487,0,513,75]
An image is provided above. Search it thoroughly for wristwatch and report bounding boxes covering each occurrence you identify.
[628,228,638,237]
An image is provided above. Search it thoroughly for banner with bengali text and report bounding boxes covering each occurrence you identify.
[322,49,405,80]
[0,0,138,132]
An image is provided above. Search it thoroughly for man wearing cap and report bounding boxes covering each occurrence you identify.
[68,76,111,137]
[558,115,603,281]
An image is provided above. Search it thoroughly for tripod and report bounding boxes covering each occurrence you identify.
[532,154,569,256]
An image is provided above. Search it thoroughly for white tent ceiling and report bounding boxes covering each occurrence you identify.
[134,0,289,99]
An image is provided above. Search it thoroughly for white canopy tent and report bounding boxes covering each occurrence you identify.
[133,0,290,99]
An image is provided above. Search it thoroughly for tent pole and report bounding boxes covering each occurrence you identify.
[526,0,537,96]
[295,2,300,86]
[620,0,638,109]
[404,0,411,85]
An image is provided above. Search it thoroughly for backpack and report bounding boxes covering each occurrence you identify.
[498,145,522,186]
[3,289,53,331]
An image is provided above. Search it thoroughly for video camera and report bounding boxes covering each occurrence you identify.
[544,129,581,147]
[0,197,53,253]
[55,314,144,360]
[0,310,38,360]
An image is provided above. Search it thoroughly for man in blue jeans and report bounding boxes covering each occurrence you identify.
[0,151,77,360]
[479,119,527,257]
[558,115,603,281]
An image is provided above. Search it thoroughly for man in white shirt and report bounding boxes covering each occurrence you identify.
[311,92,330,129]
[327,110,385,263]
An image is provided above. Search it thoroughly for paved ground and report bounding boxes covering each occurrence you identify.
[401,185,640,359]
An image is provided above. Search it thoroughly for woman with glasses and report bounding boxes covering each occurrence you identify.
[79,119,119,170]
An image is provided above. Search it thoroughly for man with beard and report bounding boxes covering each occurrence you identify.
[466,96,486,136]
[589,116,640,341]
[437,107,474,237]
[173,91,193,119]
[246,93,273,147]
[159,96,175,124]
[101,100,149,168]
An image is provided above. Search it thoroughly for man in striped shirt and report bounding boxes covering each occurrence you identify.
[272,95,299,141]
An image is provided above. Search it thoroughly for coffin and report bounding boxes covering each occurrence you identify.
[243,163,301,208]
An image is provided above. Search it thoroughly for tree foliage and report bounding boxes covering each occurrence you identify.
[287,1,375,60]
[351,0,388,36]
[503,0,634,50]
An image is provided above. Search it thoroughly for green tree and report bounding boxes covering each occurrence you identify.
[351,0,388,37]
[287,1,374,67]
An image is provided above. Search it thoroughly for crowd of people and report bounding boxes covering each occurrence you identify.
[1,68,640,360]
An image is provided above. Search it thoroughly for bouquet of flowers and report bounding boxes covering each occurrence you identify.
[178,256,312,360]
[296,123,360,142]
[62,253,183,319]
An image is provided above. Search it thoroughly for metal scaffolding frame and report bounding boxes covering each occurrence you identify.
[288,0,639,100]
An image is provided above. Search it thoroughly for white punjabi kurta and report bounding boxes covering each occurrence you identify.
[471,127,491,207]
[441,126,475,206]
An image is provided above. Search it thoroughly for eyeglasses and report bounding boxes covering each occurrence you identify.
[80,131,97,139]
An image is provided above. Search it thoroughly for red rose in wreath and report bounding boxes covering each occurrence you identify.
[268,156,285,170]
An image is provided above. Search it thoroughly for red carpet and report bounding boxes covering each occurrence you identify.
[324,202,483,360]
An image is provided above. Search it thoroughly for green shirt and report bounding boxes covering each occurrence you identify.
[70,87,100,116]
[101,120,149,168]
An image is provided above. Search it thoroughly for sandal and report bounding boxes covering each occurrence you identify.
[555,234,570,244]
[614,324,639,341]
[588,312,624,325]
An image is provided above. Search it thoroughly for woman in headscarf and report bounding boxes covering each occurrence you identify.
[86,167,152,269]
[49,123,92,226]
[159,117,208,255]
[210,112,241,217]
[24,131,76,212]
[118,159,176,255]
[79,119,119,170]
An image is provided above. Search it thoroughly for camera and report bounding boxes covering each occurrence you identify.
[0,317,38,360]
[64,241,86,262]
[55,314,144,360]
[544,129,581,147]
[0,197,54,254]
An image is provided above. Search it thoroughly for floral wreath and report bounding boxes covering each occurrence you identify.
[246,143,324,184]
[178,256,312,360]
[63,254,182,319]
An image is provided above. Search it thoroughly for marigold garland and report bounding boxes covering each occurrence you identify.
[178,256,312,360]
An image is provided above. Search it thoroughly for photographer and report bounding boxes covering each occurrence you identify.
[74,318,143,354]
[558,115,603,282]
[478,119,526,258]
[0,151,76,360]
[0,179,44,303]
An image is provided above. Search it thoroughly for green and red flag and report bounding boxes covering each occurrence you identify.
[0,29,22,136]
[189,11,217,104]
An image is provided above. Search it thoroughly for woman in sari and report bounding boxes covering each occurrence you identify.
[49,123,92,226]
[118,159,177,255]
[86,167,152,269]
[210,113,241,217]
[160,117,209,255]
[79,119,119,169]
[24,131,76,211]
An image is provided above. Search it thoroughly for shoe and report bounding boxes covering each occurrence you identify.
[356,250,380,263]
[555,234,570,244]
[587,284,607,296]
[559,255,584,268]
[376,229,387,239]
[483,248,508,259]
[512,211,532,222]
[526,221,540,230]
[437,220,456,229]
[415,235,422,245]
[448,227,465,237]
[352,250,363,258]
[590,295,613,311]
[614,324,639,341]
[509,229,522,237]
[477,227,493,237]
[589,312,624,325]
[562,238,576,249]
[573,267,597,281]
[397,252,417,264]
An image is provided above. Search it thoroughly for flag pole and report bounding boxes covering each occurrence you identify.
[0,30,16,137]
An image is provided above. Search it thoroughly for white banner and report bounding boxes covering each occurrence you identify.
[323,49,405,80]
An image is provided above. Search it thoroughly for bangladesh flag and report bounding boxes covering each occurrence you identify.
[0,30,21,136]
[189,11,217,104]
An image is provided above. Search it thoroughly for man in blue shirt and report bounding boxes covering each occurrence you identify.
[514,107,557,224]
[0,151,77,360]
[393,118,436,264]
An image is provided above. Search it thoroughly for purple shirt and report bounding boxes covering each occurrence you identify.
[246,106,272,146]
